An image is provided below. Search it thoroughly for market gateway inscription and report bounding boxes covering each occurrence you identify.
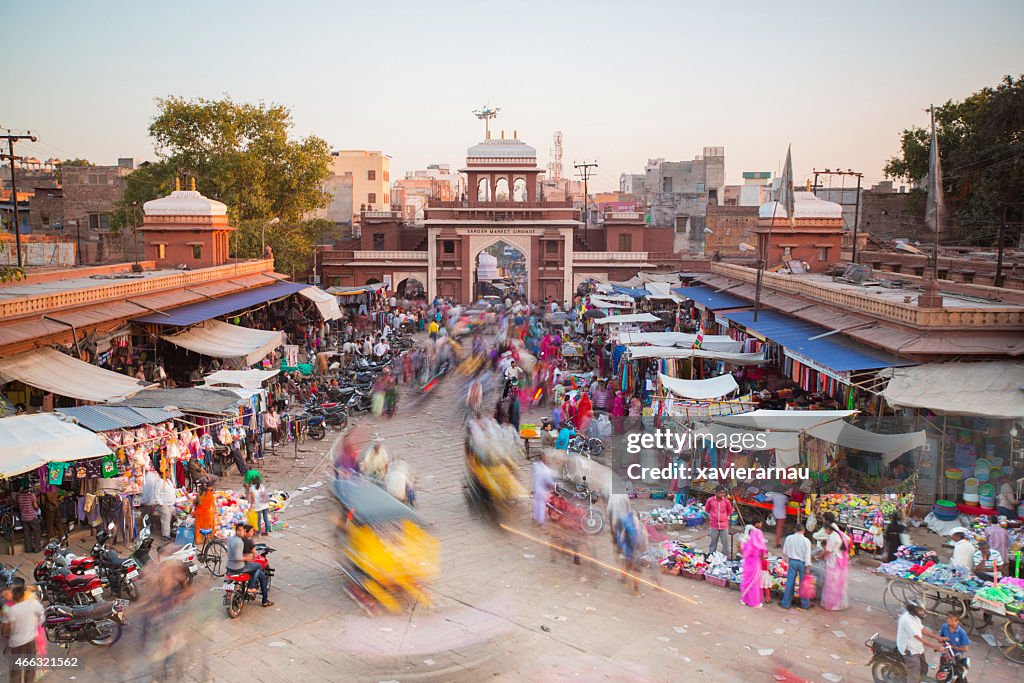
[461,228,542,236]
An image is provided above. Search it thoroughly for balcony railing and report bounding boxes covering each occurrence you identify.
[361,211,402,219]
[352,251,428,261]
[605,211,644,220]
[573,252,649,262]
[428,200,573,209]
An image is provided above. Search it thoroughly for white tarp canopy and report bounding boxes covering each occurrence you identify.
[625,345,767,366]
[589,296,633,309]
[591,293,635,303]
[0,414,112,477]
[299,287,344,321]
[645,282,684,303]
[162,320,284,367]
[659,373,738,400]
[617,331,743,353]
[709,409,926,465]
[591,313,661,325]
[881,362,1024,420]
[203,369,280,390]
[0,347,154,403]
[693,423,801,466]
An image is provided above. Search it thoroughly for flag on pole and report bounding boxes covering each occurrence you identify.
[925,107,946,234]
[778,144,796,226]
[692,325,704,349]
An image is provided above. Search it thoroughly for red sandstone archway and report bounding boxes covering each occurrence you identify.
[474,240,526,302]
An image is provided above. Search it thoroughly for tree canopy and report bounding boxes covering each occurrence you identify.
[884,75,1024,244]
[115,96,333,224]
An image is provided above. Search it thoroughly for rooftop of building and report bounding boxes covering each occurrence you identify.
[466,137,537,160]
[759,191,843,219]
[143,188,227,218]
[0,264,216,303]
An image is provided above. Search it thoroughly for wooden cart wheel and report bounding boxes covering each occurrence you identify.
[998,619,1024,665]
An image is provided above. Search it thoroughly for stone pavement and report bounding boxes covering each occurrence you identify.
[10,373,1023,683]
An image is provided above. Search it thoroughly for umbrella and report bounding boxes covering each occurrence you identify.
[583,308,606,319]
[548,311,570,322]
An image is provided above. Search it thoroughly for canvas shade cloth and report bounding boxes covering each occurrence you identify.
[659,373,738,400]
[589,296,632,309]
[162,320,284,366]
[692,423,801,466]
[589,292,634,303]
[299,287,343,321]
[644,282,684,303]
[617,331,742,353]
[203,369,280,390]
[625,345,766,366]
[591,313,660,325]
[881,361,1024,419]
[0,414,111,477]
[0,346,154,402]
[708,409,925,466]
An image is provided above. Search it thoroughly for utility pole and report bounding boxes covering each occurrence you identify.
[574,161,597,246]
[1,130,39,268]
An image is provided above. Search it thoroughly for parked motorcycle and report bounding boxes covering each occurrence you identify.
[132,516,198,586]
[36,533,96,579]
[547,482,605,535]
[222,544,275,618]
[90,523,142,601]
[0,561,25,591]
[43,599,128,649]
[36,563,105,606]
[866,631,969,682]
[305,412,328,441]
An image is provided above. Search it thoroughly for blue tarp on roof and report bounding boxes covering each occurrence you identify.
[56,406,183,432]
[133,281,308,326]
[719,310,914,373]
[611,285,651,298]
[672,285,750,311]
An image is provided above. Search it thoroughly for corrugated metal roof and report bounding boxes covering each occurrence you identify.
[56,406,183,432]
[116,387,242,414]
[672,285,750,311]
[133,280,308,326]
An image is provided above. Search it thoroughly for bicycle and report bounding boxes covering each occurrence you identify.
[195,529,227,577]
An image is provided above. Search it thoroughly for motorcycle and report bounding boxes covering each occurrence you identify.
[90,523,142,601]
[36,532,96,579]
[347,389,373,414]
[304,412,328,441]
[221,544,275,618]
[0,561,25,590]
[43,599,128,649]
[131,516,198,586]
[546,482,605,535]
[866,632,969,683]
[36,562,106,606]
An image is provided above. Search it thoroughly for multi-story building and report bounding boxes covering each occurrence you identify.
[328,150,391,225]
[316,172,354,227]
[393,164,461,225]
[61,160,133,234]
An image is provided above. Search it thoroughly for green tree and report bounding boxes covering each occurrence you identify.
[884,75,1024,244]
[114,95,333,231]
[231,217,338,278]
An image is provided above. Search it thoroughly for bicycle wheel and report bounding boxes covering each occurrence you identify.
[202,539,227,577]
[883,580,912,618]
[1000,619,1024,665]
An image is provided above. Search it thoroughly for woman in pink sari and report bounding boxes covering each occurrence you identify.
[820,523,850,611]
[740,519,767,608]
[611,391,626,434]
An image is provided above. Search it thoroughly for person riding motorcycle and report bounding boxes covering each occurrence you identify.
[225,523,273,608]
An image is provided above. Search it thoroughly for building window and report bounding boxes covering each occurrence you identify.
[442,240,455,254]
[373,233,385,251]
[662,177,673,193]
[192,244,202,259]
[157,244,166,259]
[368,193,377,204]
[818,247,830,262]
[384,171,389,182]
[545,241,559,254]
[368,170,376,181]
[696,183,706,193]
[618,233,632,251]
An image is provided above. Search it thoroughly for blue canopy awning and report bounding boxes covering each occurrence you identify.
[719,309,913,373]
[133,281,308,326]
[672,285,750,311]
[611,285,650,298]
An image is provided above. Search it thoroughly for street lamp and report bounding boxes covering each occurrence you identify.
[262,217,280,256]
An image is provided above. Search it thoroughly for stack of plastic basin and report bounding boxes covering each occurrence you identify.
[978,483,997,509]
[932,500,961,521]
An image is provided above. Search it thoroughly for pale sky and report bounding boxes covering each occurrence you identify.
[8,1,1024,192]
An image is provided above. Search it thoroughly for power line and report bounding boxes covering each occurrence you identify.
[573,160,597,246]
[1,128,39,268]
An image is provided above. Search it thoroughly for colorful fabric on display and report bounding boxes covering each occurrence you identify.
[101,454,118,478]
[47,462,67,485]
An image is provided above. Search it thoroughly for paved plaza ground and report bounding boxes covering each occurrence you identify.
[6,373,1022,683]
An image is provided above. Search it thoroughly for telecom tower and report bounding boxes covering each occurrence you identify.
[548,131,564,182]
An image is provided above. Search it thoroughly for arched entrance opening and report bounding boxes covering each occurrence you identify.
[512,178,527,202]
[494,178,510,201]
[474,240,527,302]
[396,277,425,300]
[366,277,381,285]
[476,178,490,201]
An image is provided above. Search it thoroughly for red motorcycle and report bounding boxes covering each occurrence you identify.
[35,534,96,579]
[221,544,275,618]
[546,483,605,535]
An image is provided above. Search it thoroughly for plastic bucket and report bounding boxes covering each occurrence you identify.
[989,466,1004,479]
[991,457,1004,467]
[963,477,980,491]
[976,469,990,482]
[979,483,997,497]
[979,495,996,508]
[945,468,964,480]
[976,458,992,470]
[963,492,980,504]
[936,499,957,509]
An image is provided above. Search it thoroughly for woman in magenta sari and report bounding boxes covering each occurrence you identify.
[740,519,767,608]
[611,391,626,434]
[820,523,850,611]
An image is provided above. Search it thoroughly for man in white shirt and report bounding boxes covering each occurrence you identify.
[155,476,177,541]
[764,490,790,548]
[950,528,976,571]
[896,600,943,683]
[2,585,45,679]
[361,337,373,356]
[373,340,389,359]
[779,526,813,610]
